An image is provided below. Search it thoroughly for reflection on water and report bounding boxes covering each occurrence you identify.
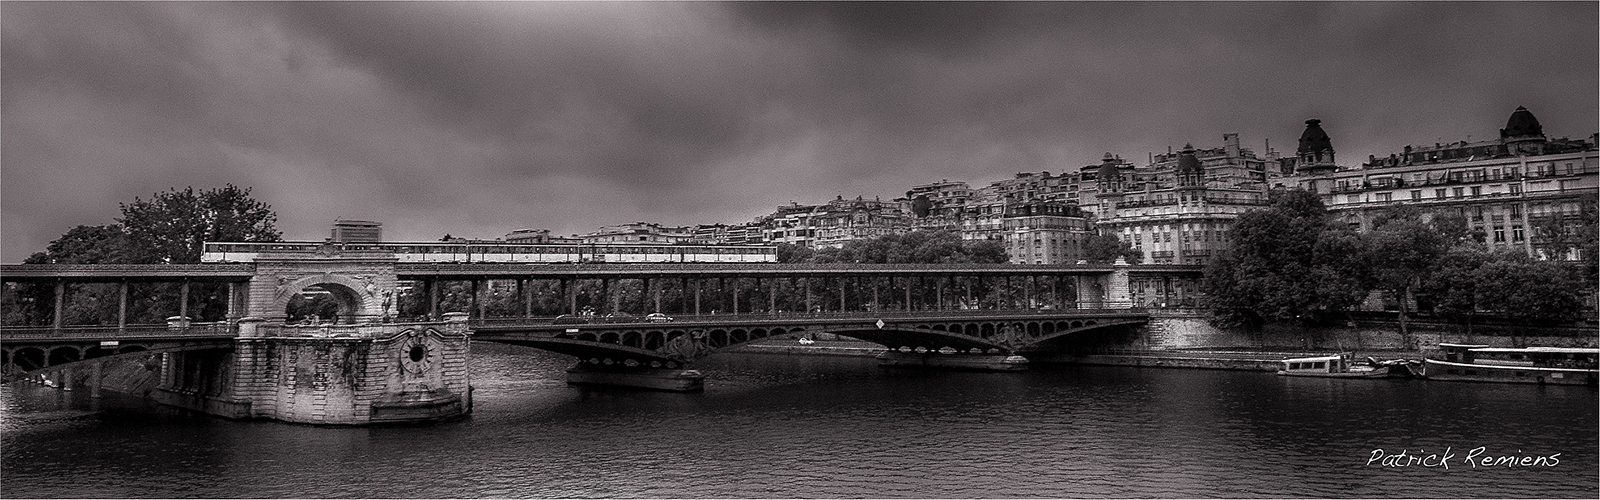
[3,342,1596,498]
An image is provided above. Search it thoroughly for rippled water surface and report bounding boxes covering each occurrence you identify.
[4,343,1596,498]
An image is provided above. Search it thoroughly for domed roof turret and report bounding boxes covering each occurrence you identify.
[1297,119,1332,154]
[1096,155,1122,181]
[1176,144,1204,188]
[1095,154,1124,194]
[1176,144,1203,174]
[1501,106,1544,139]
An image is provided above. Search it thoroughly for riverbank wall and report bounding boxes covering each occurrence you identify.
[1082,310,1596,354]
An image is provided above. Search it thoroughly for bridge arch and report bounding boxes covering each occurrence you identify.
[271,275,381,324]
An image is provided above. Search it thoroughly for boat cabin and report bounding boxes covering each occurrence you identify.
[1466,347,1599,370]
[1282,355,1346,374]
[1437,343,1491,363]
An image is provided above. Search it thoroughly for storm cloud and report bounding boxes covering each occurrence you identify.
[4,1,1595,261]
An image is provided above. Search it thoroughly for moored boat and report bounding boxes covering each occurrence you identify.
[1420,344,1599,386]
[1278,354,1392,378]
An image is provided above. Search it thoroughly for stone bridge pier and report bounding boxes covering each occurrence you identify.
[153,314,472,425]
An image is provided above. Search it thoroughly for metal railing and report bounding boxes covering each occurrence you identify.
[469,307,1149,328]
[0,323,235,340]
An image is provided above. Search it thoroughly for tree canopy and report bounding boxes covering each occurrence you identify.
[8,185,282,325]
[1082,233,1143,264]
[118,185,281,263]
[791,230,1009,264]
[1203,189,1368,328]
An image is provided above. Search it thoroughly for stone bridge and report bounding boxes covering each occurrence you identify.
[2,243,1200,423]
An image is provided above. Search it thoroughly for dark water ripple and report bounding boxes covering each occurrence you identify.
[4,342,1596,498]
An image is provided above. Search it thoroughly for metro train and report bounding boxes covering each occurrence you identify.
[201,241,777,264]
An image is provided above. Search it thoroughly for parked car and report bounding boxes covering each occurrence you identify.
[603,312,636,323]
[645,312,674,323]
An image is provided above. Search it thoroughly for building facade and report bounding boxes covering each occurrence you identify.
[1293,106,1598,261]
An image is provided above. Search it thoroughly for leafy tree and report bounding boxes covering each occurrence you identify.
[8,186,281,326]
[803,231,1008,264]
[1473,253,1587,325]
[1417,246,1493,324]
[24,224,134,265]
[1082,234,1143,264]
[776,243,815,263]
[1364,207,1451,337]
[119,185,280,264]
[1203,189,1369,328]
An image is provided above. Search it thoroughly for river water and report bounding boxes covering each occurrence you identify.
[3,342,1596,498]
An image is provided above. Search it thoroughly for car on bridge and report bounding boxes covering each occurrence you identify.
[645,312,674,323]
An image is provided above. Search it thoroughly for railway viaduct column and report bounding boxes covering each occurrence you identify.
[1101,258,1134,309]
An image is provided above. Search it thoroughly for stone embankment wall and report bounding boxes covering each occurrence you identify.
[1130,311,1596,353]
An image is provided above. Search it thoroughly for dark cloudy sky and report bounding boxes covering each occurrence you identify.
[3,1,1596,262]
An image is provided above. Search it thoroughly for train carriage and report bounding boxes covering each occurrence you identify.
[202,241,777,264]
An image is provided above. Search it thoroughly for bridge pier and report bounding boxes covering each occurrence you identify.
[565,360,704,392]
[876,351,1030,371]
[150,314,473,425]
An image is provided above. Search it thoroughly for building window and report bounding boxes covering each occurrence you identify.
[1494,226,1505,243]
[1375,192,1392,202]
[1453,187,1465,198]
[1509,184,1522,195]
[1411,190,1422,200]
[1435,189,1446,199]
[1513,225,1524,242]
[1471,186,1481,197]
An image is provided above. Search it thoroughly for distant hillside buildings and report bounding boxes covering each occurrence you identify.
[506,106,1593,266]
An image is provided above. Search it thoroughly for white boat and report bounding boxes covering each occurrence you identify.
[1278,354,1392,378]
[1421,344,1599,386]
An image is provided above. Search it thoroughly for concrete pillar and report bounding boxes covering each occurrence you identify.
[732,281,740,316]
[871,280,879,312]
[1104,257,1133,309]
[903,278,911,311]
[179,280,190,321]
[769,280,777,315]
[1028,276,1036,309]
[694,279,702,316]
[429,279,441,320]
[569,278,582,314]
[471,280,482,319]
[804,278,813,313]
[936,279,944,310]
[641,279,651,313]
[118,280,129,333]
[52,281,64,330]
[520,279,531,317]
[839,281,846,312]
[964,278,972,310]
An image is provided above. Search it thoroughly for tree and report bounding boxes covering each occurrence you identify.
[1473,254,1587,325]
[1364,207,1450,338]
[800,231,1008,264]
[1202,189,1369,328]
[119,185,280,264]
[24,224,134,265]
[1417,246,1493,328]
[1082,234,1143,264]
[7,186,282,326]
[776,243,815,263]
